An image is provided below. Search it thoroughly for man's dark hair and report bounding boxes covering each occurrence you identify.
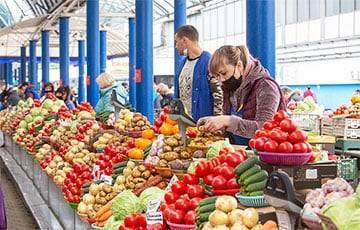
[44,82,54,92]
[19,82,29,89]
[56,86,70,98]
[175,25,199,42]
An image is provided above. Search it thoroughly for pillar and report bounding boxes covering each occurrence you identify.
[78,40,85,103]
[41,30,50,85]
[29,40,37,87]
[7,63,13,85]
[20,46,26,83]
[60,17,70,86]
[128,17,136,108]
[100,30,107,73]
[174,0,186,97]
[246,0,276,77]
[86,0,100,106]
[135,0,154,122]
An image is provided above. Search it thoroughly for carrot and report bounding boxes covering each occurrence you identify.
[134,175,163,196]
[95,201,112,218]
[98,209,112,222]
[96,220,107,227]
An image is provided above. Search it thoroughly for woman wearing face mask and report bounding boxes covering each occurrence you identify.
[41,82,55,101]
[55,86,75,110]
[198,45,285,145]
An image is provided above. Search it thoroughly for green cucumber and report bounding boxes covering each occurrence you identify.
[245,180,267,192]
[234,156,260,176]
[113,166,125,175]
[198,197,217,207]
[244,170,268,186]
[196,212,211,223]
[239,164,261,181]
[196,203,215,214]
[112,161,127,169]
[249,191,264,196]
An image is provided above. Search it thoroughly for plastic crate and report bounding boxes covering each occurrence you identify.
[333,118,360,129]
[333,127,360,139]
[321,126,334,136]
[337,157,358,181]
[290,114,321,134]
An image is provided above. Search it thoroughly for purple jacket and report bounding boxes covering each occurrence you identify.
[223,60,285,139]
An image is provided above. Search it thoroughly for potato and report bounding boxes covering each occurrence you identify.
[138,165,146,172]
[173,147,181,153]
[132,169,141,178]
[102,184,112,193]
[141,171,151,179]
[165,137,178,147]
[163,145,172,152]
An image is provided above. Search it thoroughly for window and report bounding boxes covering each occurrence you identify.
[210,8,218,39]
[226,2,235,35]
[298,0,310,22]
[286,0,297,24]
[340,0,354,13]
[218,5,225,36]
[276,0,286,25]
[310,0,321,19]
[326,0,340,16]
[357,0,360,10]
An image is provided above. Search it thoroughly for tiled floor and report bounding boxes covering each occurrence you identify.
[0,165,38,230]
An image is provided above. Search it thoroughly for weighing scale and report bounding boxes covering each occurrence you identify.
[110,90,134,122]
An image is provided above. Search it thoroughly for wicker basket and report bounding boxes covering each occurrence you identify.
[167,222,196,230]
[235,193,268,207]
[259,152,312,166]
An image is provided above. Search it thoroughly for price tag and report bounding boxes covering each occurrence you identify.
[92,165,100,180]
[146,212,163,225]
[100,174,113,185]
[276,210,291,230]
[306,169,318,179]
[165,175,179,193]
[147,200,161,213]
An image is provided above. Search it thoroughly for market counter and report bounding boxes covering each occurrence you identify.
[1,133,92,230]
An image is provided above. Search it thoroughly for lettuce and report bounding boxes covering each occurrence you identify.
[206,140,234,159]
[139,187,165,212]
[111,190,141,221]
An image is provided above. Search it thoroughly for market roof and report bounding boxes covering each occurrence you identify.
[0,0,211,60]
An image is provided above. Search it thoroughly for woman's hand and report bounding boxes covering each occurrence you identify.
[198,115,231,132]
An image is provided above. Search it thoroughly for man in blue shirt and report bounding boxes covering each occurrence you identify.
[174,25,222,121]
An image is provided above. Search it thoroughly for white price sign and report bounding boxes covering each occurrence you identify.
[165,175,179,193]
[147,200,161,213]
[100,174,113,185]
[146,212,163,225]
[92,165,100,180]
[306,169,318,179]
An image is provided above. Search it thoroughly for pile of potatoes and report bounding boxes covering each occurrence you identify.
[157,134,191,168]
[126,112,151,132]
[122,161,152,190]
[188,125,224,148]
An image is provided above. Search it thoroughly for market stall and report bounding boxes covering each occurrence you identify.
[0,93,360,230]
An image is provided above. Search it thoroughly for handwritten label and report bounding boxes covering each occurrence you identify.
[306,169,318,179]
[276,210,291,230]
[147,200,161,213]
[146,212,163,225]
[92,165,100,180]
[165,175,179,193]
[100,174,113,185]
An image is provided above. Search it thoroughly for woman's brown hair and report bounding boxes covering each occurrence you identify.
[209,45,251,77]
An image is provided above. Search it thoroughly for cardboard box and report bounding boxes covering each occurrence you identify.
[262,163,338,190]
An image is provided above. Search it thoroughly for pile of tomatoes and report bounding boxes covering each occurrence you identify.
[62,163,92,203]
[119,213,166,230]
[249,111,312,153]
[95,144,128,176]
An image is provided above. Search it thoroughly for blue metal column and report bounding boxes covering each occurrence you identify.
[246,0,276,78]
[0,64,3,80]
[100,30,107,73]
[20,46,26,83]
[60,17,70,86]
[41,30,50,85]
[128,17,136,108]
[174,0,186,97]
[7,63,13,85]
[86,0,100,106]
[78,40,85,103]
[136,0,154,122]
[29,40,37,87]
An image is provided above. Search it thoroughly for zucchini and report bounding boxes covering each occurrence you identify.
[249,191,264,196]
[196,203,215,215]
[244,170,268,186]
[234,156,259,176]
[239,164,261,181]
[112,161,127,169]
[113,166,125,175]
[196,212,212,223]
[245,180,267,192]
[198,196,217,207]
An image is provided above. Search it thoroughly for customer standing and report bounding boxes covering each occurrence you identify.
[197,45,285,145]
[303,86,317,102]
[156,83,174,108]
[174,25,222,121]
[55,86,75,110]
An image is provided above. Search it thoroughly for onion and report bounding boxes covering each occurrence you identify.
[209,210,229,226]
[242,208,259,228]
[228,209,243,225]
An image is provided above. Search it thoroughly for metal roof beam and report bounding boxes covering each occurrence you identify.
[61,12,135,18]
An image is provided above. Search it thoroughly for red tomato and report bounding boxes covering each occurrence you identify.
[164,192,179,204]
[189,197,202,210]
[124,215,137,227]
[219,154,227,164]
[278,142,293,153]
[273,110,288,122]
[255,129,269,138]
[73,164,82,174]
[163,106,170,113]
[305,143,313,153]
[75,178,83,188]
[195,161,209,177]
[263,121,275,131]
[203,174,215,185]
[219,166,235,180]
[154,118,163,127]
[249,139,256,149]
[159,203,167,212]
[280,118,297,133]
[163,205,175,220]
[171,181,187,195]
[270,130,288,143]
[186,185,204,198]
[169,209,185,224]
[73,195,81,203]
[225,152,245,167]
[212,175,227,190]
[70,186,80,196]
[159,112,168,121]
[212,165,222,176]
[184,210,196,225]
[254,137,268,151]
[288,130,308,144]
[226,178,240,189]
[183,173,199,185]
[293,143,309,153]
[175,198,190,212]
[264,140,279,152]
[135,214,147,227]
